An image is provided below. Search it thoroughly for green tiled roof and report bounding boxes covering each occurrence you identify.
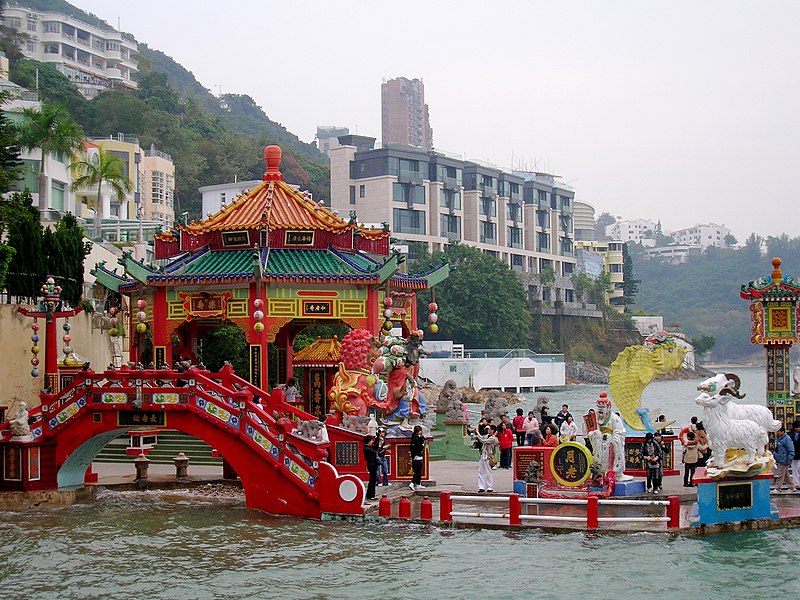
[181,249,256,275]
[266,249,375,275]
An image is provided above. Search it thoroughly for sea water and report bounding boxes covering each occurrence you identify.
[3,367,798,598]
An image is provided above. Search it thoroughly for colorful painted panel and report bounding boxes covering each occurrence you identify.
[283,456,315,488]
[246,424,279,459]
[3,446,21,481]
[302,300,332,316]
[284,230,315,246]
[550,442,591,486]
[196,398,239,428]
[99,392,128,404]
[150,393,181,404]
[337,300,366,318]
[268,299,296,316]
[49,396,87,429]
[227,299,248,318]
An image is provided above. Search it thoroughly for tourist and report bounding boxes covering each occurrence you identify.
[773,426,795,493]
[512,408,526,446]
[791,421,800,490]
[642,432,663,493]
[363,434,379,501]
[695,422,709,467]
[542,425,559,447]
[409,425,426,491]
[559,415,579,442]
[284,377,300,404]
[655,414,674,435]
[497,421,514,469]
[683,431,699,487]
[554,404,572,430]
[473,424,499,492]
[377,428,390,486]
[523,411,541,446]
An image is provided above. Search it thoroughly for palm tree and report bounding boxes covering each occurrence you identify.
[16,103,84,212]
[70,148,133,239]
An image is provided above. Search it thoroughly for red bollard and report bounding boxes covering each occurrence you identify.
[378,495,391,517]
[439,491,453,522]
[586,495,599,529]
[509,493,521,526]
[398,496,411,519]
[668,495,680,528]
[419,496,433,520]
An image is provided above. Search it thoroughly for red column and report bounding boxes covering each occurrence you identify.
[419,496,433,520]
[668,495,680,528]
[439,491,453,522]
[509,493,522,526]
[398,497,411,519]
[367,286,380,334]
[587,496,599,529]
[152,288,168,351]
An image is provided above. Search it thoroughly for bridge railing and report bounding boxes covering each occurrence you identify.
[439,491,680,529]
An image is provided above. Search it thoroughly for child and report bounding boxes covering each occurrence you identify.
[683,431,699,487]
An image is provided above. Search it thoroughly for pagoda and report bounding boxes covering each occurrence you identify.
[92,145,448,406]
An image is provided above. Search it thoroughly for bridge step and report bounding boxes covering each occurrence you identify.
[94,430,223,466]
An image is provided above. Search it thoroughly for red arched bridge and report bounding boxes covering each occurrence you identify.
[0,365,366,518]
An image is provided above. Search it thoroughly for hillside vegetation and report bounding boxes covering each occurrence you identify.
[631,235,800,363]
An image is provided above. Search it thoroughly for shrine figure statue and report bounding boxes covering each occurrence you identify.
[9,402,33,441]
[588,392,631,482]
[371,331,428,429]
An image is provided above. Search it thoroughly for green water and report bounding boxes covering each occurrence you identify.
[3,488,799,599]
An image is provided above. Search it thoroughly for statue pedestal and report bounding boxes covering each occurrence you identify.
[0,441,58,492]
[690,468,777,526]
[430,413,475,461]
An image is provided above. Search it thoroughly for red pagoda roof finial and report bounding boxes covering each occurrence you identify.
[263,145,283,181]
[771,257,783,283]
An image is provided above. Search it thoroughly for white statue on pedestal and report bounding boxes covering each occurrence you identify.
[589,392,632,482]
[695,373,780,478]
[9,402,33,442]
[792,365,800,398]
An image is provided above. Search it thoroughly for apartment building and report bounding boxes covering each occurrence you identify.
[141,146,175,230]
[330,138,577,278]
[574,240,625,310]
[1,5,138,99]
[605,218,658,245]
[381,77,433,151]
[199,179,264,218]
[315,126,349,157]
[668,223,731,251]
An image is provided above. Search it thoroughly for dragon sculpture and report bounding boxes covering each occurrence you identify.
[608,331,686,432]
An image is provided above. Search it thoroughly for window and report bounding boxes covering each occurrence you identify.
[537,232,550,252]
[507,227,522,248]
[536,210,550,228]
[27,20,37,32]
[610,264,623,273]
[538,189,548,204]
[27,42,36,53]
[481,175,494,189]
[51,181,65,211]
[480,197,496,217]
[151,171,165,204]
[480,221,497,244]
[220,192,226,205]
[511,254,524,269]
[349,186,356,205]
[392,183,425,204]
[560,195,571,208]
[359,184,365,198]
[440,214,461,239]
[393,208,426,234]
[44,22,60,33]
[506,203,521,222]
[439,189,461,210]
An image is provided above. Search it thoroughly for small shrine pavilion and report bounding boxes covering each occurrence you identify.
[92,146,448,402]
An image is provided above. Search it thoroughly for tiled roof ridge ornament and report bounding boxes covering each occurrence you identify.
[263,145,283,181]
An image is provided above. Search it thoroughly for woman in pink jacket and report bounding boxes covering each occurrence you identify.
[523,411,541,446]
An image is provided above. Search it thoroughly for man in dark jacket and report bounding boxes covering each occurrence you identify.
[363,434,379,501]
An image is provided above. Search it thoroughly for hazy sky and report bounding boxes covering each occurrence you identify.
[74,0,800,241]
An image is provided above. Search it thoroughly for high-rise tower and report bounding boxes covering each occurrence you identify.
[381,77,433,151]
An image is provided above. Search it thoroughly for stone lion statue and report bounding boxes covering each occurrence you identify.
[524,459,541,483]
[295,419,326,442]
[341,414,371,434]
[484,393,508,422]
[438,380,466,422]
[437,380,458,414]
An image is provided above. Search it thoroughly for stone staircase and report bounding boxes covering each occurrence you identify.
[93,430,223,467]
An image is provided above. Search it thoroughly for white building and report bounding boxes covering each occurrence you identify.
[605,218,658,245]
[643,244,702,264]
[668,223,731,251]
[199,180,266,219]
[1,6,138,99]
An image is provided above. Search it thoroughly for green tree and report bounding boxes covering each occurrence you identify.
[570,272,593,304]
[595,212,616,239]
[691,335,716,358]
[200,325,248,375]
[0,189,46,300]
[16,102,84,211]
[620,242,639,311]
[724,233,737,246]
[539,264,556,303]
[410,241,532,349]
[0,91,23,193]
[70,148,133,239]
[44,212,91,306]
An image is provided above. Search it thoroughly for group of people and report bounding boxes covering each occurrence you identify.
[509,404,581,448]
[681,416,710,487]
[362,424,427,502]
